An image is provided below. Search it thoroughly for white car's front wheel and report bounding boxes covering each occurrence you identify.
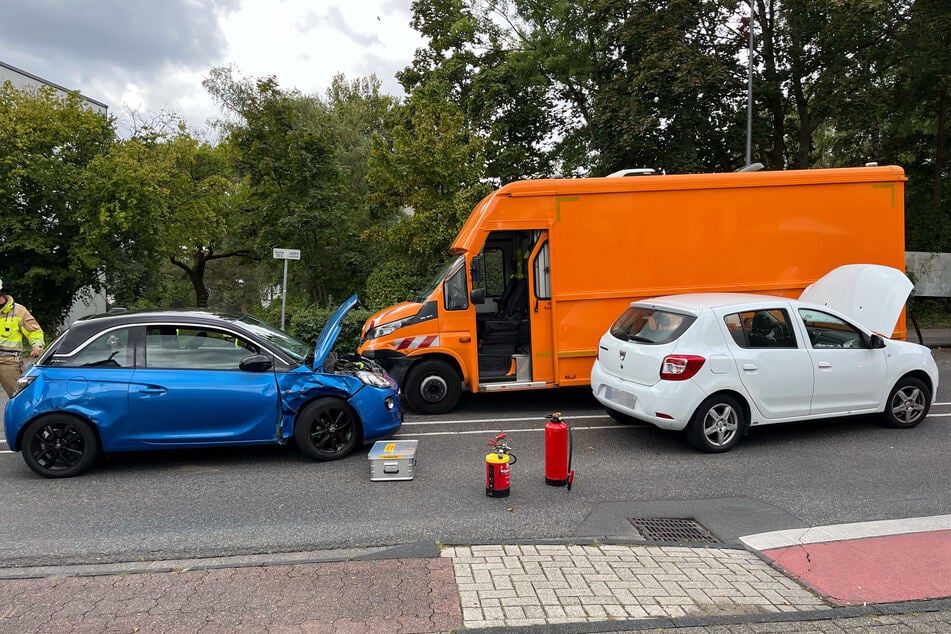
[686,394,745,453]
[882,376,931,429]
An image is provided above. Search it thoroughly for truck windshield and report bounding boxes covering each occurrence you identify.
[416,255,464,302]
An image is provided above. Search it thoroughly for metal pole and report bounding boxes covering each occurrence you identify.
[745,2,755,166]
[280,258,289,329]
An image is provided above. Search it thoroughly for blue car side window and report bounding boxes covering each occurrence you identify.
[67,328,133,368]
[145,327,259,370]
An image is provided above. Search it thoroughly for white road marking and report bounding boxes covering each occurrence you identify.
[395,424,630,438]
[401,414,611,427]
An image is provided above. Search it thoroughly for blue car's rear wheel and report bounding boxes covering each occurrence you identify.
[294,398,361,461]
[21,415,98,478]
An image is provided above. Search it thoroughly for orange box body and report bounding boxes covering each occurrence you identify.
[359,166,907,412]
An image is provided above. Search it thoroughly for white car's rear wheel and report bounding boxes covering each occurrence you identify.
[686,395,745,453]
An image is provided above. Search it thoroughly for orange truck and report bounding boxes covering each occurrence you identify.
[358,165,907,413]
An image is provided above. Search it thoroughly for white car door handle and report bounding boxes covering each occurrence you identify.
[817,361,832,369]
[742,364,757,372]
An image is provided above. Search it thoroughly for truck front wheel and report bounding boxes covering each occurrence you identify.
[404,359,461,414]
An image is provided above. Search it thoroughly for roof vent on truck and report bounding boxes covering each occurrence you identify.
[606,168,659,177]
[735,162,764,172]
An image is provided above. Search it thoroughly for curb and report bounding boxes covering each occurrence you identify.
[460,598,951,633]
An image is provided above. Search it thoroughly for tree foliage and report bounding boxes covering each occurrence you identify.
[79,122,251,308]
[2,0,949,338]
[363,80,491,308]
[0,83,114,330]
[204,68,379,308]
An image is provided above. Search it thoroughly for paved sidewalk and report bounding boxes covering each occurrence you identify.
[1,529,950,633]
[445,543,826,629]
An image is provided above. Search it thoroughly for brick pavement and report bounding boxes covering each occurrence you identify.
[443,544,829,630]
[1,543,950,633]
[0,558,462,634]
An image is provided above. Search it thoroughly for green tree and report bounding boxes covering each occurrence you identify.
[0,82,114,330]
[80,125,251,308]
[888,0,951,251]
[363,81,490,308]
[403,0,747,177]
[204,68,360,307]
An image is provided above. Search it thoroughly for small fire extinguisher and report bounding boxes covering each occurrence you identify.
[545,413,575,490]
[485,432,516,497]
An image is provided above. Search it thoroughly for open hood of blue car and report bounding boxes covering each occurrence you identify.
[313,294,360,369]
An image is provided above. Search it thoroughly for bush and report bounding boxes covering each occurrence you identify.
[250,298,373,354]
[287,304,373,353]
[363,260,427,311]
[907,297,951,328]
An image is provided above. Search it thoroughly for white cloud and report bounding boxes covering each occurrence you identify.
[0,0,425,138]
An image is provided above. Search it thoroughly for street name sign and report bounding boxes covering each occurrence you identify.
[273,248,301,260]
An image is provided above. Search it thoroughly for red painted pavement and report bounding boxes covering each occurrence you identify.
[761,529,951,606]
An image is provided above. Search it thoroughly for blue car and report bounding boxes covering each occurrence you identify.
[4,295,402,478]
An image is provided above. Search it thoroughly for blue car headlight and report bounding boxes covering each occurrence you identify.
[11,375,36,398]
[357,370,393,389]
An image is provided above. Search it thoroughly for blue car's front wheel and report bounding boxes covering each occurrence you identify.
[294,398,361,461]
[22,414,99,478]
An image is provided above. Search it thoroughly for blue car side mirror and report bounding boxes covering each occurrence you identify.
[239,354,273,372]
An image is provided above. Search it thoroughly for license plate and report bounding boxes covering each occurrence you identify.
[605,386,635,409]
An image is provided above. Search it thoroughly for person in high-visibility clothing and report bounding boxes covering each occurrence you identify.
[0,278,45,398]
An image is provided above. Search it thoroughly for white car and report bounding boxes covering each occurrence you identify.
[591,265,939,452]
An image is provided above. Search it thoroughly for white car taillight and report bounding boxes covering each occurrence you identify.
[660,355,706,381]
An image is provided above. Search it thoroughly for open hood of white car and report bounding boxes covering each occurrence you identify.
[799,264,913,336]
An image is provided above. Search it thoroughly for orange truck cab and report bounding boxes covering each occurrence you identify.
[358,165,907,414]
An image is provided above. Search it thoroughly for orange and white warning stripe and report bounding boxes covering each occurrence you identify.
[394,335,440,351]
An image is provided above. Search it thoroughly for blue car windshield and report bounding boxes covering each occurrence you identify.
[236,314,311,361]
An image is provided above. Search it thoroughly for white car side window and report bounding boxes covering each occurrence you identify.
[798,309,864,349]
[724,309,797,349]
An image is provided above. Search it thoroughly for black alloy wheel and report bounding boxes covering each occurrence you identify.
[22,415,99,478]
[294,398,361,461]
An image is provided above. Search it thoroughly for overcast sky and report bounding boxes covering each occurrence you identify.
[0,0,425,137]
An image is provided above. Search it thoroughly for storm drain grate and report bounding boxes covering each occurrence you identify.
[627,517,722,544]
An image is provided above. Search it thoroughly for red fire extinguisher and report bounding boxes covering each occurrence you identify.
[485,432,516,497]
[545,413,575,490]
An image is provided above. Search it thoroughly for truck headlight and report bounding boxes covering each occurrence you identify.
[366,317,413,340]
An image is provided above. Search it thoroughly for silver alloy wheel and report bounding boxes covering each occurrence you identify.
[701,403,739,448]
[890,385,926,424]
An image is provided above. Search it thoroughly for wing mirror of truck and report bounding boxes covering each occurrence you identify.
[868,333,887,349]
[470,287,486,304]
[470,258,482,283]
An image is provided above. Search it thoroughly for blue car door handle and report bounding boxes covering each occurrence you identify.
[136,386,168,395]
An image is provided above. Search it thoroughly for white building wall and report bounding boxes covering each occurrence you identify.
[0,60,108,115]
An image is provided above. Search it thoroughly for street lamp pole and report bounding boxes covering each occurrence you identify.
[745,2,755,166]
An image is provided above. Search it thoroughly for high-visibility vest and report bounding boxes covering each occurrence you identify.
[0,295,44,356]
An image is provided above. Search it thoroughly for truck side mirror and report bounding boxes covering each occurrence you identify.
[470,287,486,304]
[470,258,482,283]
[869,333,887,349]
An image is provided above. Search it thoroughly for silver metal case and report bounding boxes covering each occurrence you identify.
[368,440,418,481]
